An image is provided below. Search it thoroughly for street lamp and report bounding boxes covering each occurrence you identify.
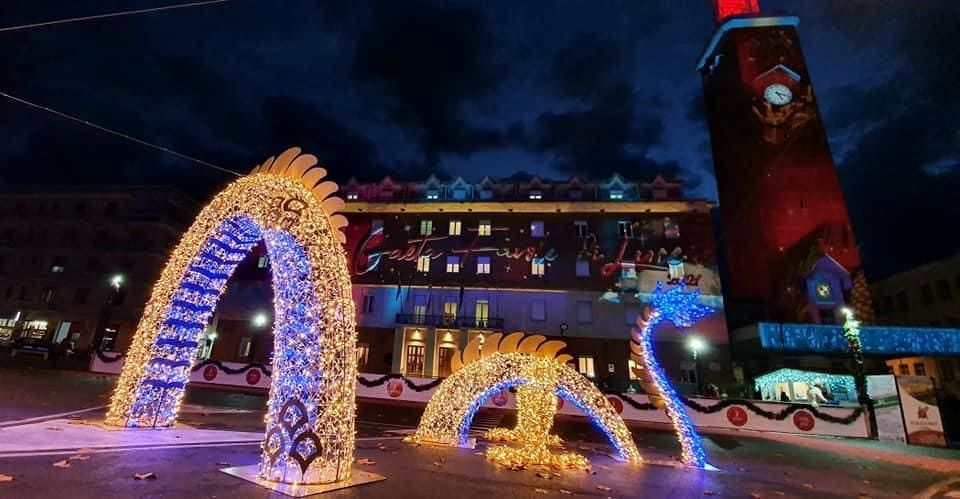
[686,335,708,394]
[110,274,124,289]
[252,313,269,328]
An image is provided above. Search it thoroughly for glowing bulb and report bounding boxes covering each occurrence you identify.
[252,313,269,328]
[111,274,124,287]
[687,336,707,353]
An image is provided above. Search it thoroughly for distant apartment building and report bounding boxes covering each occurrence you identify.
[870,253,960,392]
[0,187,197,352]
[206,174,732,390]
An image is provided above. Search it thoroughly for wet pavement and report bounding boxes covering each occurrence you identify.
[0,365,957,498]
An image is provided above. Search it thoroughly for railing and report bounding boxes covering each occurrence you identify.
[395,314,504,329]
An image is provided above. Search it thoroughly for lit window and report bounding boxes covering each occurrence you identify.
[578,356,596,378]
[476,256,491,274]
[914,363,927,376]
[576,301,592,323]
[443,302,458,319]
[531,300,546,321]
[628,359,638,380]
[475,300,490,327]
[531,257,545,276]
[446,256,460,273]
[356,343,370,367]
[51,265,65,273]
[576,259,590,277]
[449,219,462,236]
[426,189,440,200]
[417,254,431,272]
[478,220,492,236]
[237,337,253,359]
[452,189,467,200]
[618,220,634,238]
[346,192,359,200]
[420,220,433,235]
[479,190,492,200]
[40,287,56,305]
[257,255,269,268]
[668,259,685,280]
[361,294,376,314]
[529,190,542,200]
[574,220,588,237]
[609,190,624,200]
[530,220,544,237]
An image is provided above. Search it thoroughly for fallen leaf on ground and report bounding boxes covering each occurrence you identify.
[431,461,444,467]
[473,452,484,456]
[801,483,814,489]
[559,490,572,495]
[356,458,376,465]
[534,489,548,494]
[0,474,13,482]
[535,472,552,479]
[597,485,612,492]
[773,492,785,496]
[53,460,71,468]
[69,455,90,461]
[738,467,748,472]
[599,465,612,471]
[133,472,157,480]
[749,493,762,498]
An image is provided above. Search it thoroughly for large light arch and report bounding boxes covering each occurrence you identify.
[105,148,356,485]
[415,351,641,462]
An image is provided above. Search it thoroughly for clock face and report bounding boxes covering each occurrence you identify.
[816,282,832,299]
[764,83,793,106]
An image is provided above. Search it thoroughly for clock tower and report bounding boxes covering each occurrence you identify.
[698,1,871,327]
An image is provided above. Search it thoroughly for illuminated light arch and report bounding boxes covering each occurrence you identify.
[105,148,356,485]
[630,282,713,468]
[414,332,641,465]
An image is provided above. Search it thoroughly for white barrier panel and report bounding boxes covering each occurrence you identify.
[90,356,868,438]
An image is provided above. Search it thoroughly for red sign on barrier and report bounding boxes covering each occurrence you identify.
[387,379,404,398]
[726,406,748,426]
[202,365,218,381]
[793,410,815,431]
[607,396,624,414]
[245,368,262,385]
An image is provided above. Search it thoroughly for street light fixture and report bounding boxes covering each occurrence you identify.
[252,313,269,328]
[686,335,707,360]
[110,274,124,289]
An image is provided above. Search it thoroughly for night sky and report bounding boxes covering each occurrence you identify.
[0,1,958,279]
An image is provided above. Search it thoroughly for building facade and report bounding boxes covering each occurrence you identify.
[204,174,732,391]
[870,253,960,393]
[0,187,197,353]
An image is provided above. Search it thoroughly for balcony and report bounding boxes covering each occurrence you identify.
[395,314,504,330]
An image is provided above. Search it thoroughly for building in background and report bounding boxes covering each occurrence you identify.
[205,174,732,392]
[870,253,960,394]
[0,186,197,353]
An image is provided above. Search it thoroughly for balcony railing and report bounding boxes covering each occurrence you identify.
[395,314,504,329]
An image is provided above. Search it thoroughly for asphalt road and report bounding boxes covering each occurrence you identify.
[0,365,957,498]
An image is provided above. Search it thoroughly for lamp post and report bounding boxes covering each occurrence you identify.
[686,335,707,395]
[841,307,877,437]
[91,274,125,354]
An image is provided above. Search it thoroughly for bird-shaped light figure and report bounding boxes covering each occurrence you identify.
[630,281,713,468]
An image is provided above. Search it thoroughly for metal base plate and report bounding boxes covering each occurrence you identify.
[220,465,386,497]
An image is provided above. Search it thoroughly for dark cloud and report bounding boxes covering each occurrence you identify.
[825,2,960,277]
[350,0,505,164]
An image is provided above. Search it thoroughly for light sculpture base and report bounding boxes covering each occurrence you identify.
[221,465,385,497]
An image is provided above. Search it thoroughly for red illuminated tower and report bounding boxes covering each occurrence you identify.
[698,1,871,327]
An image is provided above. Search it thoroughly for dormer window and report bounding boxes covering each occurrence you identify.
[652,188,667,200]
[479,189,493,200]
[568,189,582,200]
[609,189,624,200]
[426,189,440,200]
[452,188,467,200]
[528,190,543,200]
[380,190,394,199]
[346,192,359,200]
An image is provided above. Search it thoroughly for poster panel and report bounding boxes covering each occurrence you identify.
[896,375,946,447]
[867,374,906,444]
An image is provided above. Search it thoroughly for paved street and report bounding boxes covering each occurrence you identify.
[0,366,958,498]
